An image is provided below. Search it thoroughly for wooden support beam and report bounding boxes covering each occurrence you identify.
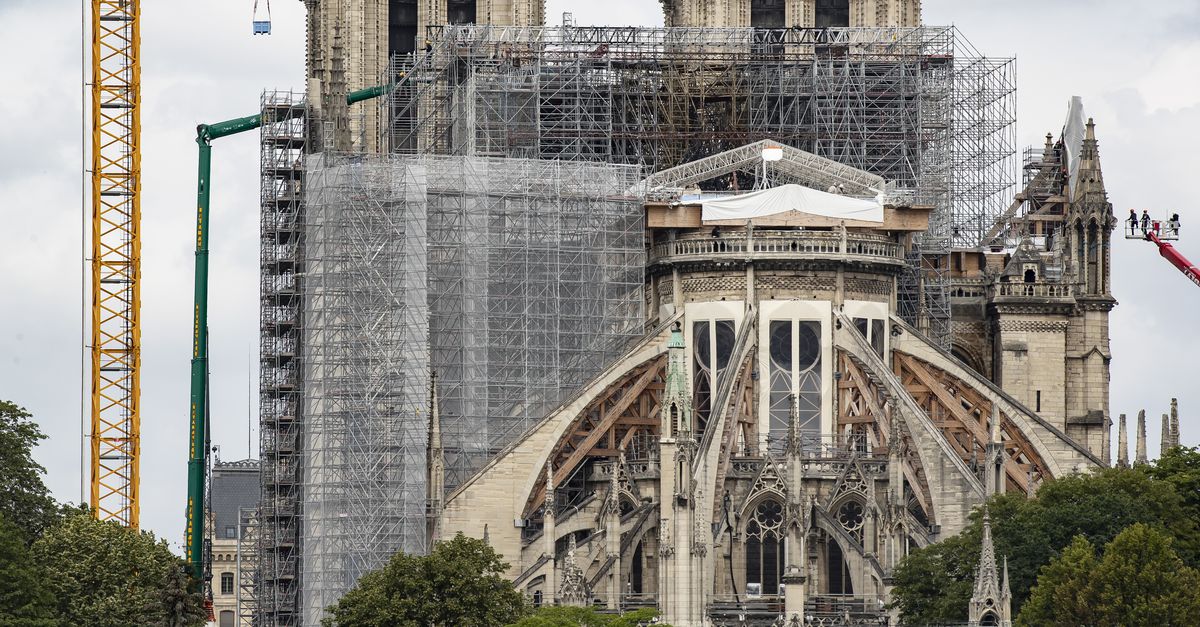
[553,363,662,487]
[896,353,1031,492]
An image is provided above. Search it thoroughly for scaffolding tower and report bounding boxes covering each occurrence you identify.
[382,25,1016,345]
[258,90,306,627]
[297,153,644,625]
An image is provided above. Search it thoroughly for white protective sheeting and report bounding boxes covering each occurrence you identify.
[701,183,884,223]
[1062,96,1086,201]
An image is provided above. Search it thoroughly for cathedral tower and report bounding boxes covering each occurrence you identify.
[305,0,545,153]
[1062,119,1116,458]
[661,0,920,28]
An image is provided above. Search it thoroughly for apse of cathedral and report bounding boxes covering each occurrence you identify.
[394,3,1115,627]
[429,124,1112,625]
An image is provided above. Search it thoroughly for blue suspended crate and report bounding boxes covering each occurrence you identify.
[252,0,272,35]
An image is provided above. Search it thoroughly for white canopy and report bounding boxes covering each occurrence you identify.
[700,184,884,223]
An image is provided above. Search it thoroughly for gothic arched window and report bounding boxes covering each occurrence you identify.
[745,499,787,594]
[693,319,735,437]
[768,320,822,452]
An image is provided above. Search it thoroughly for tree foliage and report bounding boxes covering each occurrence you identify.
[507,607,666,627]
[1018,524,1200,627]
[888,523,979,625]
[0,400,60,541]
[31,512,204,627]
[892,465,1200,624]
[1145,445,1200,520]
[323,532,527,626]
[1015,535,1098,627]
[0,512,56,626]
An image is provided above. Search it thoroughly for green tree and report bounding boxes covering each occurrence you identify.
[323,532,527,626]
[888,521,980,625]
[31,511,204,627]
[1146,445,1200,521]
[1090,523,1200,626]
[1016,535,1098,627]
[507,607,667,627]
[892,466,1200,623]
[1018,524,1200,627]
[507,606,612,627]
[0,400,60,541]
[0,512,56,626]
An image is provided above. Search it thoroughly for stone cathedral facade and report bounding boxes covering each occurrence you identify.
[297,1,1119,625]
[430,126,1115,625]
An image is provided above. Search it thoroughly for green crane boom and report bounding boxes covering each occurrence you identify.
[187,85,392,584]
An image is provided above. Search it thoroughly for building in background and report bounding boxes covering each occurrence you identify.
[207,458,259,627]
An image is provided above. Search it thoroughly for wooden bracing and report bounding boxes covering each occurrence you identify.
[893,352,1047,493]
[836,351,932,516]
[524,355,667,519]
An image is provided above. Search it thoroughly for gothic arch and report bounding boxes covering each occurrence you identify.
[951,341,986,376]
[741,496,788,595]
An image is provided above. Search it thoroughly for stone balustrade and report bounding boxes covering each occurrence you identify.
[651,229,903,266]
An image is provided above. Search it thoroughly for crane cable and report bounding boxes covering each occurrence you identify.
[253,0,271,22]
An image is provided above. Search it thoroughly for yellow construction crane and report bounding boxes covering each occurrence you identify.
[90,0,140,528]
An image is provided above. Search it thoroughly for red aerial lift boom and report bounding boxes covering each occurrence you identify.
[1126,214,1199,288]
[1146,231,1200,288]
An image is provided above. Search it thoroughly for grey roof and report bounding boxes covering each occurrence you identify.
[211,459,260,538]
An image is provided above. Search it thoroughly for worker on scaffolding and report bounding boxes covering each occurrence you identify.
[1142,210,1152,236]
[1129,209,1140,236]
[1169,213,1182,237]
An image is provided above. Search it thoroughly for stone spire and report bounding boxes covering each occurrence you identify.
[785,393,802,458]
[557,534,591,606]
[1171,398,1181,449]
[969,510,1012,626]
[426,370,445,544]
[985,405,1005,496]
[1002,557,1012,604]
[1117,413,1129,468]
[1136,410,1148,465]
[662,321,693,439]
[1161,414,1171,457]
[974,511,999,599]
[1075,118,1109,206]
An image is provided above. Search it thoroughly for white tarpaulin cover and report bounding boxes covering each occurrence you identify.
[1062,96,1086,200]
[701,183,884,223]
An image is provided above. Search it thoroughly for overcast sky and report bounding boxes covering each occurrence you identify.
[2,0,1197,552]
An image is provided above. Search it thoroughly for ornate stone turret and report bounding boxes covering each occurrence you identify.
[558,534,591,607]
[1161,414,1171,457]
[659,321,701,625]
[969,511,1012,626]
[1061,117,1116,462]
[782,395,808,623]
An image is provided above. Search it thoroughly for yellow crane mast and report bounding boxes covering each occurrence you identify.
[90,0,141,528]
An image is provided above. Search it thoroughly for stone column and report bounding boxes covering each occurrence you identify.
[1116,413,1128,468]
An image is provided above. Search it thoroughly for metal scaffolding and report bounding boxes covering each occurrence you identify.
[258,89,306,627]
[297,153,644,625]
[381,25,1016,346]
